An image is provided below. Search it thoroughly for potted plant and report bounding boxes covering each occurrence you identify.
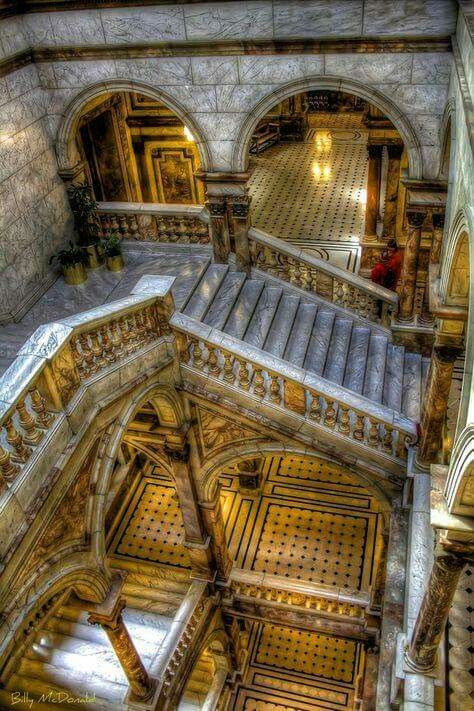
[49,241,88,285]
[102,235,124,272]
[67,183,103,269]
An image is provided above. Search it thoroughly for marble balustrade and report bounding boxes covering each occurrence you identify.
[249,228,398,327]
[0,275,175,492]
[172,311,417,465]
[97,201,210,245]
[224,568,370,622]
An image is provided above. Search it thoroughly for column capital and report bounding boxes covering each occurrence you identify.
[406,210,427,228]
[229,196,251,219]
[206,197,227,217]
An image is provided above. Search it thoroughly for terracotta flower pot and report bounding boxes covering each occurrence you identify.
[62,263,87,285]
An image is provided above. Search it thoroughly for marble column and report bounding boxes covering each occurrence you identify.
[405,550,468,672]
[417,344,461,466]
[206,196,231,264]
[88,582,154,701]
[365,144,383,239]
[430,212,445,265]
[200,490,233,581]
[398,211,426,322]
[229,195,251,274]
[165,430,215,581]
[201,658,229,711]
[382,143,403,240]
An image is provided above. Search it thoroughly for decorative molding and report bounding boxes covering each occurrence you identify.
[196,405,263,455]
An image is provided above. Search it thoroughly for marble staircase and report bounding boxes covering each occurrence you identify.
[0,565,190,710]
[180,263,429,421]
[178,653,214,711]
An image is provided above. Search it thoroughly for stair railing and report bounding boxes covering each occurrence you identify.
[96,201,210,245]
[249,227,398,326]
[0,276,175,538]
[172,312,417,468]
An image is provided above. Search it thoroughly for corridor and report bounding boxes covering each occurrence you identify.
[248,114,368,273]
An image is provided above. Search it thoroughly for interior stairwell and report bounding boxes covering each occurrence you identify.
[178,262,429,421]
[0,565,190,710]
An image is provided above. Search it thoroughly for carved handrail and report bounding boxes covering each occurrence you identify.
[96,201,210,245]
[224,568,370,621]
[150,580,211,705]
[0,275,175,495]
[249,227,398,326]
[172,312,417,465]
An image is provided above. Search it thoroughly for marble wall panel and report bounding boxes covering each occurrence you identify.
[52,60,118,89]
[192,112,245,141]
[238,56,324,84]
[405,114,442,146]
[6,65,39,102]
[22,12,54,50]
[100,6,186,44]
[48,10,106,46]
[191,57,239,85]
[273,0,363,38]
[215,84,277,112]
[362,0,457,36]
[0,77,10,110]
[325,54,413,84]
[183,2,273,40]
[373,83,448,115]
[207,140,235,171]
[0,15,29,59]
[159,84,218,113]
[114,58,192,86]
[412,53,453,84]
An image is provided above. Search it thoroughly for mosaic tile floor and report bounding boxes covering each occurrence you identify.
[248,113,367,273]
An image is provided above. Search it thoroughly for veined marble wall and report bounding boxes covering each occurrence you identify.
[0,17,72,320]
[0,0,459,318]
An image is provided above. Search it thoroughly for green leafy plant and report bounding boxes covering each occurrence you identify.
[49,241,88,267]
[67,183,101,246]
[102,235,122,258]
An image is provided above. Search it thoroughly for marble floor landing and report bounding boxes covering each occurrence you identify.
[248,112,368,273]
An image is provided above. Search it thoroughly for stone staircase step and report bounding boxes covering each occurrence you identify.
[203,271,246,329]
[363,334,388,402]
[343,326,371,393]
[323,317,353,385]
[183,264,229,320]
[402,352,422,420]
[122,594,178,616]
[22,646,129,685]
[244,286,282,348]
[283,302,318,366]
[304,309,336,375]
[264,294,300,357]
[224,279,265,339]
[43,616,109,645]
[10,664,127,704]
[383,343,405,412]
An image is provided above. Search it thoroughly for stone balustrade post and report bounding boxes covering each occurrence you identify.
[382,142,403,240]
[416,343,461,467]
[398,210,426,322]
[365,143,383,239]
[229,195,251,274]
[206,196,231,264]
[405,548,469,672]
[87,575,155,701]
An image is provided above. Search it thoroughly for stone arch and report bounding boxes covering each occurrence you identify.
[55,80,212,176]
[439,98,456,180]
[87,380,185,566]
[198,439,393,513]
[232,77,423,178]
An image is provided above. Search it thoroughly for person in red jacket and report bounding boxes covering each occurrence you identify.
[370,239,402,291]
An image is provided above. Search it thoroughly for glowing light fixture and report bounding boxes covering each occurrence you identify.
[183,125,194,141]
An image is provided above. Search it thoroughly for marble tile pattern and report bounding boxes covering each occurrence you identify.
[248,115,368,271]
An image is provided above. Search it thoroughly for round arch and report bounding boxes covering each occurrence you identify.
[232,77,423,179]
[55,80,212,175]
[199,439,393,513]
[87,380,186,567]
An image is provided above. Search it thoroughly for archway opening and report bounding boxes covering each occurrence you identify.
[73,90,204,205]
[246,88,406,275]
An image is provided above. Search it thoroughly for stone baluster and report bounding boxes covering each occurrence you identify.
[382,142,403,239]
[28,387,53,428]
[223,353,235,383]
[207,346,221,376]
[79,333,96,374]
[0,444,20,481]
[110,320,125,359]
[365,143,383,239]
[88,577,155,701]
[416,343,461,467]
[238,359,251,390]
[16,398,43,446]
[353,413,365,441]
[269,375,281,404]
[253,368,265,397]
[5,417,31,462]
[99,324,115,364]
[191,340,204,369]
[398,210,426,322]
[405,548,469,672]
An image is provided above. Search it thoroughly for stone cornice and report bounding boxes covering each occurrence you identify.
[0,36,452,78]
